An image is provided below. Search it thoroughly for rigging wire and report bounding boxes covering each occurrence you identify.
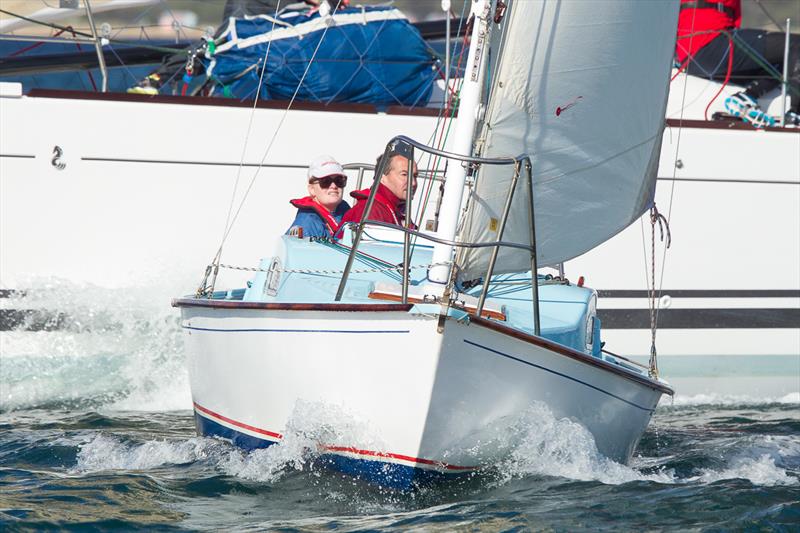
[202,0,345,295]
[410,0,470,252]
[157,0,190,42]
[750,0,786,32]
[220,2,281,247]
[647,2,699,378]
[703,33,735,121]
[110,3,159,41]
[679,29,799,99]
[204,1,283,294]
[0,7,189,55]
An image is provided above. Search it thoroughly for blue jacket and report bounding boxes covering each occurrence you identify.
[285,197,351,238]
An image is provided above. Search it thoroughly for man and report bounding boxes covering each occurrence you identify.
[676,0,799,127]
[286,155,350,238]
[339,151,418,228]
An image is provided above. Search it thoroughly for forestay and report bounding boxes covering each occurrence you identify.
[457,0,679,277]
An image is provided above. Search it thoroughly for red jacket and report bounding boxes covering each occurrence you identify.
[676,0,741,63]
[339,184,409,227]
[288,196,348,236]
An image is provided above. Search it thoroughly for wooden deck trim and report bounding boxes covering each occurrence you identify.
[172,298,413,312]
[468,315,674,395]
[368,291,506,321]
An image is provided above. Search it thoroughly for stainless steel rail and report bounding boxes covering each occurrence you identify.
[334,135,540,335]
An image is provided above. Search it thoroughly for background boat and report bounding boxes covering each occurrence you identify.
[1,0,798,399]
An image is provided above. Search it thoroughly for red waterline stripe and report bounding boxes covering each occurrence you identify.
[324,445,476,472]
[193,402,283,440]
[193,402,475,472]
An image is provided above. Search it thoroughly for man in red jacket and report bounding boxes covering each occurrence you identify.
[677,0,799,127]
[340,151,418,229]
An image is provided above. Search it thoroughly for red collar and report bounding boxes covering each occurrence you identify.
[350,184,405,225]
[290,196,340,234]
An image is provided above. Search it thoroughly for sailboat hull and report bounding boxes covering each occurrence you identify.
[179,302,668,489]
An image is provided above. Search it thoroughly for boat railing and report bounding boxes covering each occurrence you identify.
[335,135,540,334]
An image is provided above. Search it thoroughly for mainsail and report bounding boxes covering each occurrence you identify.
[457,0,679,277]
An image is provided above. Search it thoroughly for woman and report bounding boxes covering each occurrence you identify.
[286,155,350,238]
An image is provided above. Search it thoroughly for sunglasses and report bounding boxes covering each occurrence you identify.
[310,175,347,188]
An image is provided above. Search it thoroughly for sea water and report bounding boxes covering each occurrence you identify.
[1,282,798,531]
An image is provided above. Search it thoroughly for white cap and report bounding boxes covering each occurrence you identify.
[308,154,345,181]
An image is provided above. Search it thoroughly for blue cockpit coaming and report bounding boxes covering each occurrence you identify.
[235,233,602,360]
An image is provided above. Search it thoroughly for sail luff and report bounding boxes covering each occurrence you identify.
[428,0,495,284]
[458,0,679,279]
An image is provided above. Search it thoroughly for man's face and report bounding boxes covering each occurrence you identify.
[381,155,418,200]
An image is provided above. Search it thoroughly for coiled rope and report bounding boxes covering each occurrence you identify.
[648,204,671,379]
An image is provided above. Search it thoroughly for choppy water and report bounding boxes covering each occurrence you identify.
[1,283,798,531]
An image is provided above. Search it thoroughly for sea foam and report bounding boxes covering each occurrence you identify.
[1,278,191,412]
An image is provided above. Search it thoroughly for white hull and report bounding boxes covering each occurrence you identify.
[1,82,798,364]
[179,302,668,488]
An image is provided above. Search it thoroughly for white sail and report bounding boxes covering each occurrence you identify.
[457,0,679,278]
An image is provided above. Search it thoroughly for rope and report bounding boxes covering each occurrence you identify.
[0,8,188,55]
[216,260,452,275]
[212,0,283,285]
[644,6,697,378]
[199,0,348,296]
[680,29,799,99]
[704,35,735,120]
[408,6,470,257]
[648,211,658,379]
[202,2,282,294]
[648,204,671,379]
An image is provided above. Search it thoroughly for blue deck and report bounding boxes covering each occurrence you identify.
[231,231,602,359]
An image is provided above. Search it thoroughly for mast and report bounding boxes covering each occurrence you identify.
[428,0,494,285]
[84,0,108,93]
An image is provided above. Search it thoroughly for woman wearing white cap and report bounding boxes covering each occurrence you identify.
[285,155,351,238]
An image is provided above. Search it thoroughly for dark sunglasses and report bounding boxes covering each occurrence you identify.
[310,175,347,188]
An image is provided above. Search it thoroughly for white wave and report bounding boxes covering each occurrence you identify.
[72,400,385,483]
[71,401,798,492]
[492,403,676,486]
[693,453,797,486]
[73,431,311,483]
[74,434,223,473]
[485,404,798,488]
[681,434,799,487]
[667,391,800,407]
[221,400,387,483]
[1,278,192,412]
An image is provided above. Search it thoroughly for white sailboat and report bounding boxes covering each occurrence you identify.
[174,0,679,489]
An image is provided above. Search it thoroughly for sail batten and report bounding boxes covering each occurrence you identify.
[458,0,678,278]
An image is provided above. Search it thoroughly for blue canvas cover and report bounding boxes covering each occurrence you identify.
[206,6,437,107]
